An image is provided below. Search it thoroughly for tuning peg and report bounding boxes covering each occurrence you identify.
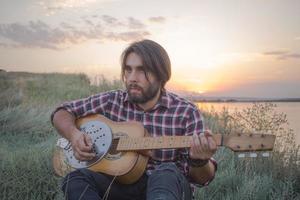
[249,153,257,158]
[261,152,270,157]
[237,152,271,158]
[238,153,246,158]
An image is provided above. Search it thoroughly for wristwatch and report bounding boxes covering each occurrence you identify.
[188,158,209,168]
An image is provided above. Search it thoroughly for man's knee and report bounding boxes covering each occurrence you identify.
[147,163,191,200]
[61,169,104,200]
[62,170,84,192]
[150,163,182,182]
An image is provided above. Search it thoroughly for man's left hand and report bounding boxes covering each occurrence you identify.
[189,130,217,160]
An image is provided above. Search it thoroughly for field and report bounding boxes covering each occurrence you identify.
[0,71,299,200]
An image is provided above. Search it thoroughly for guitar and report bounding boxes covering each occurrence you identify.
[52,114,276,184]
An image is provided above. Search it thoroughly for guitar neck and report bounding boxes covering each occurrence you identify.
[117,134,223,151]
[116,133,275,152]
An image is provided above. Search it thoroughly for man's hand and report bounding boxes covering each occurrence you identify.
[137,149,153,157]
[70,130,96,161]
[189,130,217,160]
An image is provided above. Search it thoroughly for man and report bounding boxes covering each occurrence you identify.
[51,39,217,200]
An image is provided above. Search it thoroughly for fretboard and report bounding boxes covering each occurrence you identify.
[116,135,223,151]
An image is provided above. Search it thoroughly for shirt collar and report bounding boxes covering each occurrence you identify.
[157,90,171,109]
[123,90,130,103]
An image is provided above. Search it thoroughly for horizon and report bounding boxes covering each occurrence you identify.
[2,69,300,100]
[1,0,300,98]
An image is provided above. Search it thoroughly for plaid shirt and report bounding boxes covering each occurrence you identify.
[52,89,217,188]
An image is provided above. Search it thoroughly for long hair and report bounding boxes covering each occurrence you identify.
[120,39,171,89]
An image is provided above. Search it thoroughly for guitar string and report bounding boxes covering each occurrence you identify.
[62,170,118,200]
[64,174,70,200]
[110,139,189,149]
[102,172,119,200]
[78,185,89,200]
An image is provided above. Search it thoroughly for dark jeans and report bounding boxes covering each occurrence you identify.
[62,163,192,200]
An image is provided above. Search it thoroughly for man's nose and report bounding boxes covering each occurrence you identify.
[127,70,139,82]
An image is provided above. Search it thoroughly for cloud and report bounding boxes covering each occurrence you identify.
[60,22,76,30]
[101,15,124,27]
[263,50,300,60]
[0,21,68,49]
[148,16,166,23]
[263,51,288,55]
[104,31,150,42]
[280,53,300,59]
[127,17,145,29]
[38,0,98,15]
[0,42,9,47]
[0,16,150,50]
[100,16,145,29]
[205,80,300,98]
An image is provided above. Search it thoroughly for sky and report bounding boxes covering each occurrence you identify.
[0,0,300,98]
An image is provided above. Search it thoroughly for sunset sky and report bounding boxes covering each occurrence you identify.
[0,0,299,98]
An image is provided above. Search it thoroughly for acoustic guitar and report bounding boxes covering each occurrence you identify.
[52,114,276,184]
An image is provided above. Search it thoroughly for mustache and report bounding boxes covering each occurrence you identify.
[128,84,143,90]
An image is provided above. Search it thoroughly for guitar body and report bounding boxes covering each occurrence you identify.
[53,114,149,184]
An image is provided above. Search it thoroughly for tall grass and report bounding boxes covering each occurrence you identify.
[0,71,122,200]
[197,104,300,199]
[0,71,299,199]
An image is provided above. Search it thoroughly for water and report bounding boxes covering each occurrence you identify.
[196,102,300,145]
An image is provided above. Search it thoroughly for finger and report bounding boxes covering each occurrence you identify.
[189,134,198,157]
[73,145,95,160]
[200,134,209,151]
[137,150,152,157]
[193,134,200,145]
[203,130,216,150]
[190,134,197,148]
[192,134,201,148]
[193,134,203,154]
[203,130,212,137]
[207,136,217,152]
[77,150,96,160]
[83,134,93,147]
[74,154,94,161]
[78,135,92,152]
[73,151,84,161]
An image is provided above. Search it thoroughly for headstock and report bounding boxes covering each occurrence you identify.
[223,133,276,152]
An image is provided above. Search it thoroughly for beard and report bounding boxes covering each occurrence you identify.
[126,82,160,104]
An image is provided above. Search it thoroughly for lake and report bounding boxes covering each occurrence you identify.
[196,102,300,145]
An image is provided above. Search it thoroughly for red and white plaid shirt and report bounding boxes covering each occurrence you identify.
[52,89,217,188]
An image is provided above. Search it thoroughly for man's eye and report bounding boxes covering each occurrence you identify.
[137,68,145,73]
[124,67,132,73]
[138,66,150,74]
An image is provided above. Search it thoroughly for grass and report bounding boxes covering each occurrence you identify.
[0,71,299,199]
[198,104,300,199]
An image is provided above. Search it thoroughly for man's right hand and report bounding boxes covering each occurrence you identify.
[70,130,96,161]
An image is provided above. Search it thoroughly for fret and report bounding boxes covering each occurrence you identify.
[151,137,156,149]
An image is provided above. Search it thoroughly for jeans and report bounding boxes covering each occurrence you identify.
[62,163,192,200]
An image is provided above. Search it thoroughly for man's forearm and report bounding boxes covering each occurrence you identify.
[52,109,78,141]
[189,160,216,185]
